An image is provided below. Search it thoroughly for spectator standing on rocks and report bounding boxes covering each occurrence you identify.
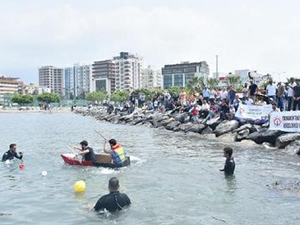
[277,82,285,111]
[293,81,300,110]
[287,78,295,111]
[266,79,277,104]
[202,86,210,102]
[242,83,248,101]
[248,80,258,102]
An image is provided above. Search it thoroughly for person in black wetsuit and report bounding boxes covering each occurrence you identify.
[2,144,23,162]
[74,140,96,161]
[220,147,235,176]
[94,177,131,213]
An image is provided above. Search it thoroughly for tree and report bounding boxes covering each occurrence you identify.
[168,86,181,96]
[10,94,33,106]
[85,91,107,102]
[207,78,219,89]
[186,76,205,94]
[110,90,130,103]
[227,75,241,88]
[37,93,60,103]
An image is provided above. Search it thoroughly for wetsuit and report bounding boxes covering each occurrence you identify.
[94,191,131,213]
[220,157,235,176]
[83,147,96,161]
[2,150,23,162]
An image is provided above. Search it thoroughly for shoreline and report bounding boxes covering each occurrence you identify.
[0,108,71,114]
[74,107,300,155]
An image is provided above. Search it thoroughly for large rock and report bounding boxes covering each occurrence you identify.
[275,133,300,149]
[159,118,175,127]
[206,117,220,130]
[215,120,239,137]
[201,126,213,134]
[188,124,206,133]
[236,129,250,141]
[233,123,252,133]
[173,122,193,132]
[246,129,283,145]
[165,121,181,130]
[218,133,237,143]
[284,140,300,154]
[250,125,262,133]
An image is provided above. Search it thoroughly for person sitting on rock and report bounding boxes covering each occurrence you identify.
[189,104,200,123]
[219,99,229,121]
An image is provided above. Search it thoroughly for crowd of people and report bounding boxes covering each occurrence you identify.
[108,78,300,124]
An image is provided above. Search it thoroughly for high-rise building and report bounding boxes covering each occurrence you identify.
[141,66,163,89]
[91,60,115,95]
[64,63,91,98]
[113,52,142,91]
[162,61,210,89]
[0,76,24,105]
[39,66,64,95]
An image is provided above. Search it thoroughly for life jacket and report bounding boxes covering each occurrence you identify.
[111,144,126,165]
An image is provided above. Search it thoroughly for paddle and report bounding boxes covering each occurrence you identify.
[67,146,83,165]
[95,130,108,141]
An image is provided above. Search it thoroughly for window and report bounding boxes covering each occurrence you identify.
[163,75,172,89]
[174,74,183,87]
[96,80,106,92]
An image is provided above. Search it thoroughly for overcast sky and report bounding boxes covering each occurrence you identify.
[0,0,299,83]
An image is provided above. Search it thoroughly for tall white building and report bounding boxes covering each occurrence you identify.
[39,66,64,95]
[113,52,142,91]
[141,66,162,89]
[64,63,92,98]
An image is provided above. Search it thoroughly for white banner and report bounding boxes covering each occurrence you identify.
[269,111,300,132]
[235,104,272,122]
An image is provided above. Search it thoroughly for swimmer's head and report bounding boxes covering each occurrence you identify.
[223,147,233,157]
[108,177,119,192]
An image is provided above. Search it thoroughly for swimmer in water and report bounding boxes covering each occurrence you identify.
[2,144,23,162]
[220,147,235,176]
[94,177,131,213]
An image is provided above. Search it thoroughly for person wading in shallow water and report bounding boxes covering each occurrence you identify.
[220,147,235,176]
[2,144,23,162]
[103,139,126,165]
[94,177,131,213]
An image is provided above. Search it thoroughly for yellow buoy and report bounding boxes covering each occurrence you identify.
[73,180,86,193]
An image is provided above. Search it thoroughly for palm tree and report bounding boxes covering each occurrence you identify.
[186,76,205,94]
[227,75,241,88]
[207,78,219,89]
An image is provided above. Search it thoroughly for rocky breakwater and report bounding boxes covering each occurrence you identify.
[75,107,300,155]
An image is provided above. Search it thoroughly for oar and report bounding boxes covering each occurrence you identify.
[95,130,108,141]
[67,146,83,165]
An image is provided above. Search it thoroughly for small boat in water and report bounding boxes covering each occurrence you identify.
[61,153,130,168]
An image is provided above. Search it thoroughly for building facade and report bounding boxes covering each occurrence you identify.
[141,66,163,89]
[0,76,24,105]
[91,60,115,95]
[39,66,64,95]
[113,52,142,91]
[64,63,92,98]
[162,61,209,89]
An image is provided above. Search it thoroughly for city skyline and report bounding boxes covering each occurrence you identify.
[1,0,300,84]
